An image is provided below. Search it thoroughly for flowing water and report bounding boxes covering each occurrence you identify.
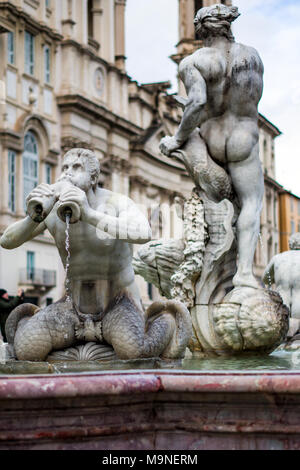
[65,213,72,303]
[258,232,272,289]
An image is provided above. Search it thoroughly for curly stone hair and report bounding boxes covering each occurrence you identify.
[63,148,100,183]
[289,232,300,250]
[194,4,240,42]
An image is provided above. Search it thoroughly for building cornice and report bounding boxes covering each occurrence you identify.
[264,174,284,191]
[278,187,300,200]
[0,2,63,42]
[131,145,187,174]
[57,94,143,137]
[128,93,155,112]
[258,113,282,137]
[130,174,181,199]
[60,39,129,78]
[0,129,22,151]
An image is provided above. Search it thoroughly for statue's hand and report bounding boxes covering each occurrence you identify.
[26,183,57,219]
[59,186,89,219]
[159,135,182,158]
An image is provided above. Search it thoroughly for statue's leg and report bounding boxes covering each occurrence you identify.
[175,129,232,202]
[8,300,78,361]
[227,143,264,288]
[102,295,191,360]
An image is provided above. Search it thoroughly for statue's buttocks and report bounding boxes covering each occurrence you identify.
[187,43,263,164]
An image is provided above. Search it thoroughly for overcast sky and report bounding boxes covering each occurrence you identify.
[125,0,300,197]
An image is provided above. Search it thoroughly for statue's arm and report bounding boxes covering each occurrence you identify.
[83,199,152,245]
[0,217,46,249]
[159,56,207,156]
[175,57,207,145]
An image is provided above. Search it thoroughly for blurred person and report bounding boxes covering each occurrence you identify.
[0,288,24,342]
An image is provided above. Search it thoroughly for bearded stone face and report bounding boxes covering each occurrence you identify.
[194,3,240,41]
[59,149,100,191]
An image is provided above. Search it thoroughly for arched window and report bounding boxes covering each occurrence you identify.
[23,131,38,210]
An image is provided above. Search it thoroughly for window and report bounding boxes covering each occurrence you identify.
[291,220,295,234]
[25,31,35,75]
[27,251,35,281]
[88,0,94,38]
[290,198,294,212]
[8,150,16,212]
[7,31,14,65]
[23,131,38,211]
[45,0,50,8]
[45,163,52,184]
[44,45,50,83]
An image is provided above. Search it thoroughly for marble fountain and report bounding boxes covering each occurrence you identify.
[0,4,299,450]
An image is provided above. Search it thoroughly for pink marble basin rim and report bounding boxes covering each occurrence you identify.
[1,370,300,399]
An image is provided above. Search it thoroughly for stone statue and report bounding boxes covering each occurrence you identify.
[264,233,300,345]
[0,148,191,362]
[134,4,289,356]
[160,3,264,289]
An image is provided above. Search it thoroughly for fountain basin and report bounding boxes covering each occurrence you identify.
[0,363,300,450]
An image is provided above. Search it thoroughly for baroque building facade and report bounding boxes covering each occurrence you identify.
[0,0,284,307]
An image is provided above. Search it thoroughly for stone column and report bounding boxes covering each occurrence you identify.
[114,0,126,70]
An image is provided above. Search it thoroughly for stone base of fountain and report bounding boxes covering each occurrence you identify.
[0,369,300,450]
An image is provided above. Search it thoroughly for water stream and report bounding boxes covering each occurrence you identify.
[65,213,72,303]
[258,232,272,289]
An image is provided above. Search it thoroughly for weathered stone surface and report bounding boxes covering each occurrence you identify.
[133,189,207,307]
[47,342,116,362]
[0,371,300,450]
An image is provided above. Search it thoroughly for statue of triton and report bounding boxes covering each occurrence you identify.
[0,148,191,362]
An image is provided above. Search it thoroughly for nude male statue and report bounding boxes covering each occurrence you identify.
[263,233,300,337]
[160,3,264,289]
[0,149,191,361]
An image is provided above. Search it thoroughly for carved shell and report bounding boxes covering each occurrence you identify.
[213,303,243,351]
[213,288,289,353]
[47,342,116,361]
[238,290,289,351]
